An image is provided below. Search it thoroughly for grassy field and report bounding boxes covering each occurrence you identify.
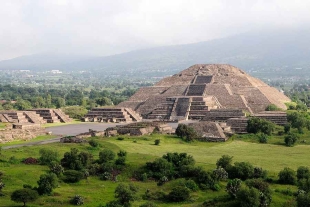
[0,134,306,206]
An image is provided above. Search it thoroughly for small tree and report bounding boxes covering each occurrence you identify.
[216,155,233,171]
[63,170,84,183]
[99,149,115,163]
[226,178,242,198]
[154,139,160,145]
[278,167,296,185]
[168,186,190,202]
[265,104,280,111]
[236,187,260,207]
[37,173,58,195]
[11,188,39,207]
[284,133,299,147]
[39,149,58,165]
[71,195,84,205]
[49,161,64,177]
[297,166,310,180]
[89,139,100,148]
[247,117,275,135]
[114,183,138,207]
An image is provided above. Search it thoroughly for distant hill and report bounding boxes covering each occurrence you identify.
[1,28,310,78]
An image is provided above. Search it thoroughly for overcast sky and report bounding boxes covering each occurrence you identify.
[0,0,309,61]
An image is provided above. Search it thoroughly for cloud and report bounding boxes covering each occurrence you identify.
[1,0,310,60]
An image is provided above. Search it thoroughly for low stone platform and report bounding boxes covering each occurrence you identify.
[189,121,228,142]
[83,107,142,123]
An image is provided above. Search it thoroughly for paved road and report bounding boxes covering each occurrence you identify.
[3,120,198,149]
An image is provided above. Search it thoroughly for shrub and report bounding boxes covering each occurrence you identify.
[236,187,260,207]
[213,167,228,181]
[23,157,38,164]
[298,179,310,193]
[114,183,138,207]
[39,149,58,165]
[226,178,242,198]
[71,195,84,205]
[49,162,64,176]
[177,179,198,192]
[228,162,254,180]
[175,124,197,142]
[168,186,190,202]
[139,201,157,207]
[117,137,124,140]
[284,124,291,134]
[278,167,296,185]
[37,173,58,195]
[297,166,310,180]
[247,117,275,135]
[266,104,280,111]
[154,139,160,145]
[253,167,267,179]
[99,149,115,163]
[89,139,100,148]
[297,191,310,207]
[216,155,233,171]
[284,133,299,147]
[257,133,268,143]
[246,179,272,206]
[63,170,84,183]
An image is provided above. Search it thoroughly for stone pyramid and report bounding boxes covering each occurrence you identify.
[118,64,290,120]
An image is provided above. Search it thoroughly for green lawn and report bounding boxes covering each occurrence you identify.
[0,134,307,206]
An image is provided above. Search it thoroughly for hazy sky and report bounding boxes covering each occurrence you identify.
[1,0,309,61]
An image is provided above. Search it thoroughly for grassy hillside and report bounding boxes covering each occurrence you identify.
[0,133,306,206]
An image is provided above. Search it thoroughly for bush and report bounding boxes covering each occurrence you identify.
[284,124,291,134]
[89,139,100,148]
[39,149,58,165]
[298,179,310,192]
[257,133,268,143]
[71,195,84,205]
[168,186,190,202]
[278,167,296,185]
[49,162,64,176]
[99,149,115,163]
[247,117,275,135]
[228,162,254,180]
[297,191,310,207]
[117,137,124,140]
[175,124,197,142]
[297,166,310,180]
[37,173,58,195]
[114,183,138,207]
[213,167,228,181]
[23,157,38,164]
[226,178,242,198]
[236,187,260,207]
[177,179,198,192]
[154,139,160,145]
[63,170,84,183]
[246,179,272,206]
[266,104,281,111]
[284,133,299,147]
[139,201,157,207]
[216,155,233,171]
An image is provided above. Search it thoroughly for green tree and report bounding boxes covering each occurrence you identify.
[278,167,296,185]
[228,162,254,180]
[296,192,310,207]
[39,149,58,165]
[37,173,58,195]
[99,149,115,164]
[11,188,39,207]
[297,166,310,181]
[226,178,242,198]
[247,117,275,135]
[236,187,260,207]
[216,155,233,171]
[265,104,280,111]
[46,94,52,108]
[168,185,190,202]
[284,133,299,147]
[114,183,138,207]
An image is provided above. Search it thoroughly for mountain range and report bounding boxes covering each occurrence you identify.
[1,27,310,78]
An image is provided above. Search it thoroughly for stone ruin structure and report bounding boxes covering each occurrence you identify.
[118,64,290,121]
[189,121,229,142]
[226,111,288,133]
[0,123,47,143]
[83,107,142,123]
[105,122,173,136]
[0,109,71,124]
